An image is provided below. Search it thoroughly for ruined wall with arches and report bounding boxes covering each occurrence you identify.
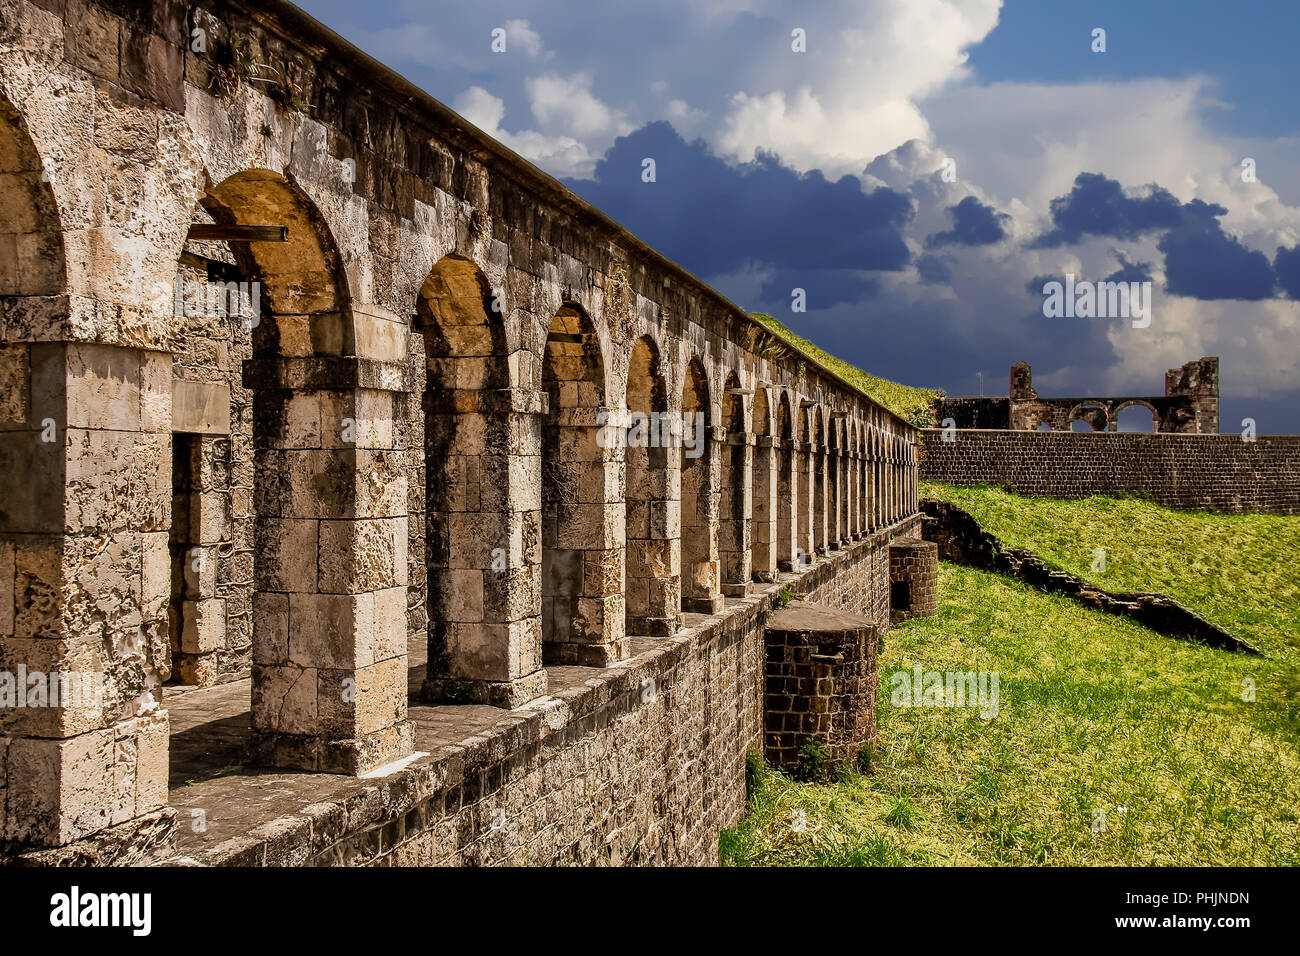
[0,0,922,864]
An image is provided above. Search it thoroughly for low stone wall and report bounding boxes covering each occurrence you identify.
[157,520,918,867]
[920,430,1300,515]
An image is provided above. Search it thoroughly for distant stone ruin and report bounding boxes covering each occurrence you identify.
[934,358,1219,434]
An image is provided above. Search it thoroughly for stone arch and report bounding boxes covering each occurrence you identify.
[624,335,677,636]
[1115,400,1158,433]
[826,413,843,548]
[680,357,720,613]
[541,302,623,665]
[418,253,544,707]
[718,371,751,594]
[775,391,796,571]
[191,166,412,772]
[1067,401,1108,432]
[750,385,776,582]
[201,169,353,359]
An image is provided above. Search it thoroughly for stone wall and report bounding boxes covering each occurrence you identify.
[920,429,1300,514]
[158,522,916,867]
[888,538,938,624]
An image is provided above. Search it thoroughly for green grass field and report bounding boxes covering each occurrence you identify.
[721,488,1300,866]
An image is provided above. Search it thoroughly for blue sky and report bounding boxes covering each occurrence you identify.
[299,0,1300,432]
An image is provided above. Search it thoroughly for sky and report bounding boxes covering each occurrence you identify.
[299,0,1300,432]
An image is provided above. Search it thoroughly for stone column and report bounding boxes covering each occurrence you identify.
[752,434,778,581]
[421,386,548,708]
[625,414,680,638]
[777,438,797,572]
[719,429,753,596]
[542,404,625,666]
[246,357,413,772]
[797,440,814,566]
[814,441,829,557]
[681,424,724,614]
[1,342,172,855]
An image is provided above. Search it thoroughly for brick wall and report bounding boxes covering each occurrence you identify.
[920,430,1300,514]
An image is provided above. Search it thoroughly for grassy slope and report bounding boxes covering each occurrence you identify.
[749,312,940,427]
[921,482,1300,656]
[722,491,1300,866]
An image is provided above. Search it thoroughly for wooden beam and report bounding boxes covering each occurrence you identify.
[187,224,288,243]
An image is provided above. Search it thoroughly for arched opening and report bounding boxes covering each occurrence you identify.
[1035,422,1052,431]
[751,386,775,582]
[624,337,677,636]
[417,254,539,705]
[718,371,750,595]
[1116,403,1158,433]
[812,409,827,555]
[826,416,841,548]
[776,393,796,570]
[195,170,410,772]
[1068,402,1108,433]
[680,359,720,613]
[541,304,620,665]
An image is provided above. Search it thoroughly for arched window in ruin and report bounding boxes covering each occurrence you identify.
[776,392,796,571]
[1068,402,1108,432]
[541,304,620,666]
[1116,402,1158,433]
[796,400,812,564]
[624,337,676,636]
[680,358,721,613]
[750,386,776,583]
[1036,421,1051,431]
[718,371,751,596]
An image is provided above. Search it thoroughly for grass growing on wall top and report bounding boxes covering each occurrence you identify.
[722,490,1300,866]
[749,312,941,427]
[920,481,1300,657]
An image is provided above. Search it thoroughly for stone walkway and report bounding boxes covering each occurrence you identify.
[162,630,710,860]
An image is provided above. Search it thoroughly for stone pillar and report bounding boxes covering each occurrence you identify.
[814,441,829,556]
[681,423,724,614]
[246,357,413,771]
[797,441,815,566]
[0,342,172,857]
[718,429,753,596]
[839,440,851,543]
[776,438,797,572]
[624,409,680,637]
[421,386,548,707]
[542,404,625,666]
[752,434,778,581]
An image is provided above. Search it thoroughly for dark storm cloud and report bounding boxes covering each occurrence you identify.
[564,122,913,278]
[1103,255,1153,284]
[1273,244,1300,299]
[759,269,879,308]
[924,195,1010,249]
[1158,200,1276,300]
[1030,172,1185,248]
